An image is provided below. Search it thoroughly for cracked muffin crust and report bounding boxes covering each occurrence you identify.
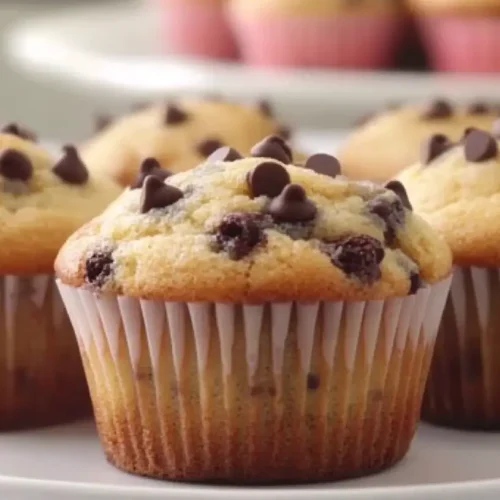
[81,98,291,188]
[57,135,451,302]
[0,128,120,274]
[338,99,500,182]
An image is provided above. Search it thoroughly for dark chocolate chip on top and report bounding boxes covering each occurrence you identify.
[251,135,292,164]
[247,161,290,198]
[131,157,171,189]
[421,134,453,164]
[304,154,341,178]
[467,102,490,115]
[320,234,385,285]
[367,196,405,245]
[206,146,242,163]
[464,129,498,162]
[140,175,183,213]
[258,99,273,117]
[1,123,37,142]
[164,103,188,125]
[267,184,317,223]
[0,149,33,182]
[94,114,113,133]
[213,212,267,260]
[421,99,453,119]
[384,180,412,211]
[196,138,224,158]
[52,145,89,185]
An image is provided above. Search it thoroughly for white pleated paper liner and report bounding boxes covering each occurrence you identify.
[58,276,451,483]
[424,266,500,429]
[0,274,90,429]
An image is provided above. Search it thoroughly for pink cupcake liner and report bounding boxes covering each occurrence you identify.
[229,13,403,68]
[419,17,500,73]
[156,0,237,59]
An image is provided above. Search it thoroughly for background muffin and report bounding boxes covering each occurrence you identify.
[228,0,404,68]
[408,0,500,72]
[397,124,500,429]
[56,136,451,483]
[0,123,120,429]
[338,99,500,182]
[153,0,237,59]
[82,98,292,187]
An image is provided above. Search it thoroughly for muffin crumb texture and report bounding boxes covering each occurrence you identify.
[0,129,120,274]
[57,136,451,302]
[397,125,500,267]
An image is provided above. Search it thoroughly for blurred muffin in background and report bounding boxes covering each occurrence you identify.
[82,98,294,187]
[408,0,500,72]
[338,99,500,182]
[153,0,237,59]
[228,0,405,68]
[0,124,120,429]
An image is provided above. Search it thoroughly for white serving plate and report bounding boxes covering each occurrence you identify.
[2,420,500,500]
[7,0,500,126]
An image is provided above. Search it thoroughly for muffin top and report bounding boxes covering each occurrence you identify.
[397,125,500,267]
[338,99,500,182]
[407,0,500,15]
[230,0,401,15]
[82,98,290,188]
[56,136,451,302]
[0,124,121,275]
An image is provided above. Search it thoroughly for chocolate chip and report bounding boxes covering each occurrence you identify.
[0,149,33,181]
[367,197,405,244]
[1,123,37,142]
[421,134,452,164]
[94,114,112,133]
[52,145,89,185]
[304,154,341,178]
[251,135,292,164]
[409,272,421,295]
[268,184,317,223]
[307,373,320,390]
[213,212,266,260]
[86,250,114,287]
[131,157,171,189]
[258,99,273,117]
[384,180,412,211]
[467,102,490,115]
[247,161,290,198]
[421,99,453,119]
[464,129,498,162]
[320,235,385,284]
[164,103,188,125]
[277,125,292,140]
[140,175,183,213]
[206,146,242,163]
[196,138,224,158]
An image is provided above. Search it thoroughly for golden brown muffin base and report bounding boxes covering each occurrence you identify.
[0,275,91,429]
[423,266,500,429]
[74,298,436,483]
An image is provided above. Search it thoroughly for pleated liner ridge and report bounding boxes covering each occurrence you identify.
[423,267,500,429]
[58,277,451,483]
[0,275,90,429]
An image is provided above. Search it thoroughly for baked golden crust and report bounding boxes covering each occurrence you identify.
[0,134,120,275]
[338,102,499,183]
[397,129,500,267]
[56,144,451,302]
[407,0,500,16]
[81,99,286,187]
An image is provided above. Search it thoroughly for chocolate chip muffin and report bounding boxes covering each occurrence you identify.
[56,136,452,483]
[82,98,292,187]
[397,124,500,429]
[338,99,500,182]
[0,124,120,429]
